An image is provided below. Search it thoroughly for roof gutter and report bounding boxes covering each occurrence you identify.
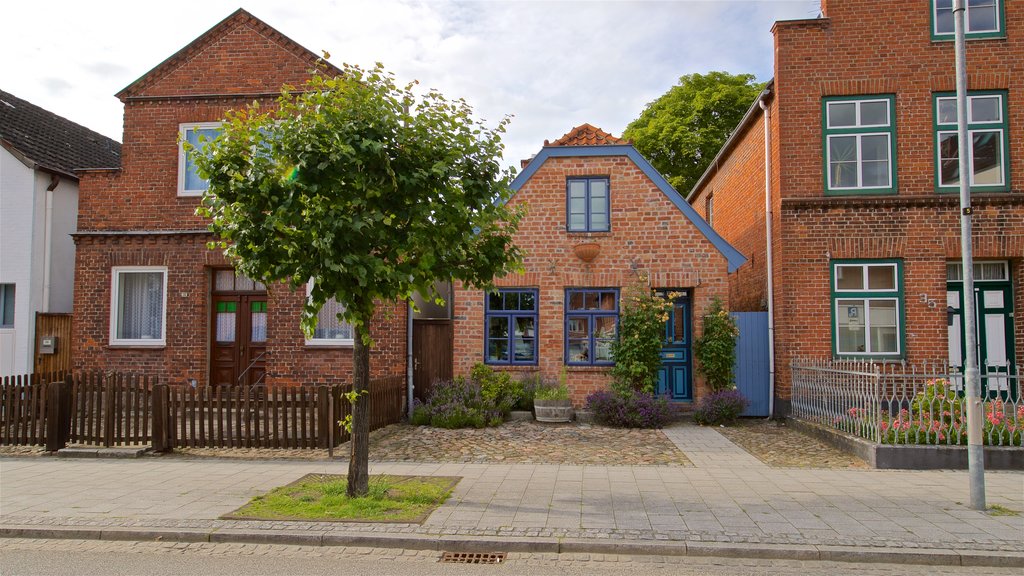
[686,81,774,202]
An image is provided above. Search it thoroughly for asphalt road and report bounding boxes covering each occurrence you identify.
[0,539,1018,576]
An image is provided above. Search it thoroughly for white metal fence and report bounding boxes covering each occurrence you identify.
[791,359,1022,447]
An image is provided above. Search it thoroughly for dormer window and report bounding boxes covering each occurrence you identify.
[178,122,222,196]
[567,177,610,232]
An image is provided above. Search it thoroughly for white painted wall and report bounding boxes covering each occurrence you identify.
[0,147,79,376]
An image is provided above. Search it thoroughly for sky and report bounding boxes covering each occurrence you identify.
[2,0,821,171]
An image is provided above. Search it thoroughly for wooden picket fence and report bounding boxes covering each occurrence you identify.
[0,371,406,451]
[0,371,67,445]
[160,375,406,450]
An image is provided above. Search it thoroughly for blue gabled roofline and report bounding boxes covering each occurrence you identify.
[512,145,747,273]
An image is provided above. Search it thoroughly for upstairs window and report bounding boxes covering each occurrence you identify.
[823,96,896,195]
[831,261,903,358]
[932,0,1004,40]
[934,91,1009,193]
[705,193,714,227]
[178,122,222,196]
[567,177,610,232]
[485,289,538,365]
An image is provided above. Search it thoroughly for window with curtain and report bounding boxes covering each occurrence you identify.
[111,268,166,344]
[306,282,354,344]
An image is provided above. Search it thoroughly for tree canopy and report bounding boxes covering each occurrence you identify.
[622,71,765,194]
[192,63,524,495]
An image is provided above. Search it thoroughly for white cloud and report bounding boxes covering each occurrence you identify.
[1,0,820,170]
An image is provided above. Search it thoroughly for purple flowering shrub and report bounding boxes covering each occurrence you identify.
[693,389,748,426]
[586,390,675,429]
[410,376,503,429]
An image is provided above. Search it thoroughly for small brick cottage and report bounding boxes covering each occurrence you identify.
[72,9,406,387]
[452,125,746,406]
[688,0,1023,414]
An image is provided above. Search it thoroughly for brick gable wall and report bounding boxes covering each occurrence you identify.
[452,153,730,407]
[73,14,406,387]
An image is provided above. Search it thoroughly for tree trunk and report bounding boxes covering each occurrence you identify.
[347,330,371,497]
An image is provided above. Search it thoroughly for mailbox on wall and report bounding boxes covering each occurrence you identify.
[40,336,57,355]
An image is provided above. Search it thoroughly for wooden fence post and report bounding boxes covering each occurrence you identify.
[152,384,170,452]
[45,376,72,452]
[316,386,329,450]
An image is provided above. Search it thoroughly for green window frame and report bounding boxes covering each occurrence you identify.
[830,260,904,359]
[933,91,1009,193]
[931,0,1005,41]
[822,95,897,195]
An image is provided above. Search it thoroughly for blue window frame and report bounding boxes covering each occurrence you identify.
[485,289,538,365]
[567,177,610,232]
[565,289,618,365]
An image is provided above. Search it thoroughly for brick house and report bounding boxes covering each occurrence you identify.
[72,9,406,387]
[688,0,1023,413]
[452,124,745,406]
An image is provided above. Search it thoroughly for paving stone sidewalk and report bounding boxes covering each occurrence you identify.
[2,422,1021,564]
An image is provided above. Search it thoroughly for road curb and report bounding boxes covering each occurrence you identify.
[2,524,1022,567]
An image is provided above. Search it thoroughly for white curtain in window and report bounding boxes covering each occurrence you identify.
[117,272,163,340]
[315,298,353,340]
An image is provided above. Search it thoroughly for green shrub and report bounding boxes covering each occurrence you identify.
[513,374,545,411]
[471,363,523,415]
[610,280,674,395]
[694,298,738,392]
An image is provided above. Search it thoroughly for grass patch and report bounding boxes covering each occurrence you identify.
[987,504,1019,517]
[223,474,458,523]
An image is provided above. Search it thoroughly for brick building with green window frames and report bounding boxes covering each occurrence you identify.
[452,124,745,406]
[688,0,1023,415]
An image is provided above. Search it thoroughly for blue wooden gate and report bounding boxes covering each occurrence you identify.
[732,312,770,417]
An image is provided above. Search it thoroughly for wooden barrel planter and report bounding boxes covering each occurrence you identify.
[534,399,574,423]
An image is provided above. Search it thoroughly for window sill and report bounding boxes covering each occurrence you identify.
[931,35,1006,43]
[566,231,613,238]
[305,341,354,349]
[107,344,166,350]
[483,364,539,371]
[564,365,613,373]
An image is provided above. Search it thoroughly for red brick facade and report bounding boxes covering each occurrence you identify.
[452,126,741,407]
[690,0,1023,411]
[72,10,407,386]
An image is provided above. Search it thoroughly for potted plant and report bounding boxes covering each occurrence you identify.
[534,370,574,423]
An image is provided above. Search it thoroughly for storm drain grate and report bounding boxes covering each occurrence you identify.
[440,552,506,564]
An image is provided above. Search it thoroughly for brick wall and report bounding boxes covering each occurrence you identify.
[72,11,406,387]
[72,234,406,386]
[452,153,731,407]
[688,1,1023,410]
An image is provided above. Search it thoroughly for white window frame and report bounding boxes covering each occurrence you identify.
[178,122,222,197]
[946,261,1009,282]
[824,97,895,193]
[933,0,1002,37]
[935,94,1007,190]
[109,266,168,346]
[0,283,15,329]
[304,282,354,347]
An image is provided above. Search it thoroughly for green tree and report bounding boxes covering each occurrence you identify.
[622,71,764,193]
[193,63,525,497]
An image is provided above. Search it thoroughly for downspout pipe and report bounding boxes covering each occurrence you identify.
[42,174,60,314]
[407,300,414,419]
[759,96,776,419]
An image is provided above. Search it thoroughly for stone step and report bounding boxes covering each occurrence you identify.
[57,446,150,459]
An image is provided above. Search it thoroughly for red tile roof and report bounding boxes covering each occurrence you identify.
[545,123,625,147]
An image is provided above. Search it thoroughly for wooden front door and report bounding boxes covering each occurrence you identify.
[656,290,692,401]
[412,319,453,402]
[210,270,268,387]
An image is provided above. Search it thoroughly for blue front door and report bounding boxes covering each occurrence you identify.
[656,291,692,401]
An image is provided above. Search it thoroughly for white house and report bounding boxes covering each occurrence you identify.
[0,89,120,376]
